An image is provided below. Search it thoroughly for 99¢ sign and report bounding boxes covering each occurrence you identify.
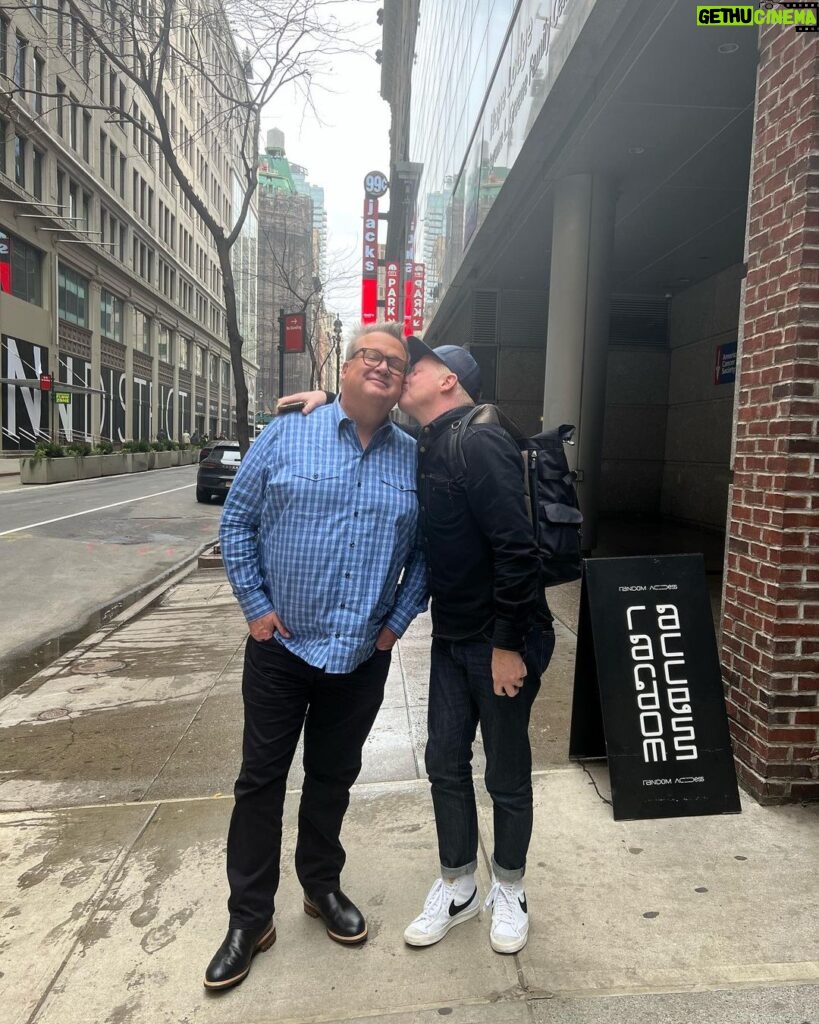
[364,171,389,198]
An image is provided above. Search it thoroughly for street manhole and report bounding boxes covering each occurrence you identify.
[38,708,70,721]
[74,659,127,675]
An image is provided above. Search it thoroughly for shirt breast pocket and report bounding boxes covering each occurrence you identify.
[378,475,418,528]
[289,468,341,516]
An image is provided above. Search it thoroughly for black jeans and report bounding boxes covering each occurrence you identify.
[226,635,390,929]
[425,626,555,882]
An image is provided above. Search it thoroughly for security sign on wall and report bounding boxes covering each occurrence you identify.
[569,554,741,821]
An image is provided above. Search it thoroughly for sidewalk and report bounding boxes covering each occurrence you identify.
[0,567,816,1024]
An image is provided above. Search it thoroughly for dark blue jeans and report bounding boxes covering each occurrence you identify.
[425,626,555,882]
[226,636,390,929]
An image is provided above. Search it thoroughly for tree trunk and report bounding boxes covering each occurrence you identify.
[217,243,250,454]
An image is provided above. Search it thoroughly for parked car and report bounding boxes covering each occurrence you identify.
[196,442,242,502]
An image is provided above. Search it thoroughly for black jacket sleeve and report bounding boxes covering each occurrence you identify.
[461,425,540,650]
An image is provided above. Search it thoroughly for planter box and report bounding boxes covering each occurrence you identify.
[100,453,127,476]
[21,457,80,485]
[123,452,150,473]
[79,455,103,479]
[153,451,174,469]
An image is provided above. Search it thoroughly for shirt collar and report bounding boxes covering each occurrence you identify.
[333,395,396,451]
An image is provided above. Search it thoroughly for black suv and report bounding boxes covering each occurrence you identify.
[196,442,242,502]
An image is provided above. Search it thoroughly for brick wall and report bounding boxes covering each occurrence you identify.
[721,27,819,803]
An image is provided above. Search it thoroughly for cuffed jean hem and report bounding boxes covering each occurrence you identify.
[440,859,478,880]
[491,856,525,883]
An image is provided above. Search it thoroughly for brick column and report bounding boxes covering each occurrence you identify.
[721,27,819,804]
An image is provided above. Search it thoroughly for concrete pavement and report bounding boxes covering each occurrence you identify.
[1,567,817,1024]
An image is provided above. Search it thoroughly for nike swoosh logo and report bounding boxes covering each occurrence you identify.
[448,887,477,917]
[519,896,528,913]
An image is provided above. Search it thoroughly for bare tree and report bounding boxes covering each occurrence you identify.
[257,211,357,400]
[1,0,353,451]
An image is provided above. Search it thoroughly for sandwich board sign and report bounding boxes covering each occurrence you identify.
[569,554,741,821]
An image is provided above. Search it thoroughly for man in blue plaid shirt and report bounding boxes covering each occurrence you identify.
[205,323,427,991]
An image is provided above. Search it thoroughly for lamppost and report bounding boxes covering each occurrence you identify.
[333,315,343,391]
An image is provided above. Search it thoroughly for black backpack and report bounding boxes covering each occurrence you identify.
[451,404,583,587]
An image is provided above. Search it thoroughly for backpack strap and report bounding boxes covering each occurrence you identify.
[451,404,534,520]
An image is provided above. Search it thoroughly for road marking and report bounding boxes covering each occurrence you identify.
[0,483,196,537]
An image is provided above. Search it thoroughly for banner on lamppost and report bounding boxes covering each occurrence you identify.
[361,197,379,323]
[411,263,425,332]
[0,233,10,293]
[384,262,400,322]
[284,313,306,353]
[403,260,414,336]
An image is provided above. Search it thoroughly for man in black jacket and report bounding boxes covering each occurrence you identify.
[279,338,554,954]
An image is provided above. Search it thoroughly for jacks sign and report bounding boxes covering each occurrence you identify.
[569,554,741,821]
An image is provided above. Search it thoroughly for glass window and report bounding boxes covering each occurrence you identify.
[209,353,218,383]
[13,33,27,91]
[68,98,78,149]
[0,18,7,79]
[14,134,25,188]
[178,337,189,371]
[56,79,65,135]
[221,360,230,387]
[34,52,44,113]
[195,345,204,377]
[142,314,152,353]
[100,288,123,343]
[82,112,91,162]
[3,230,43,305]
[0,118,5,175]
[58,264,88,325]
[32,148,43,200]
[157,323,174,363]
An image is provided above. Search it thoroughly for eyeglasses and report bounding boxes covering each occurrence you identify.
[350,347,408,377]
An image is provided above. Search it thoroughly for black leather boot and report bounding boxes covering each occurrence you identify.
[303,890,367,944]
[203,919,276,990]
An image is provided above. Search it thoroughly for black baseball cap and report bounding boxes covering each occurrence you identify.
[406,337,482,402]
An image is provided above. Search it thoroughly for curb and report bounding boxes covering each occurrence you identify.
[0,537,218,699]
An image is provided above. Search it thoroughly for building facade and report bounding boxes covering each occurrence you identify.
[0,0,257,448]
[256,133,316,408]
[381,0,818,803]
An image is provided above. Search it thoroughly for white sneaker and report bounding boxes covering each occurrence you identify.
[403,874,480,946]
[484,877,529,953]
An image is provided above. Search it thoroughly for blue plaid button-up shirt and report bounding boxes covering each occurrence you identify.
[219,399,428,673]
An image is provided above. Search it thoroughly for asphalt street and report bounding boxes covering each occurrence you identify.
[0,466,220,694]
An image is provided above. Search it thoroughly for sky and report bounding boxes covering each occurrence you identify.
[258,1,391,335]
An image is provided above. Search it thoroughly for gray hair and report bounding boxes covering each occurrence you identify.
[345,321,408,360]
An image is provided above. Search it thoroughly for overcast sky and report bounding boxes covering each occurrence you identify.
[258,1,391,335]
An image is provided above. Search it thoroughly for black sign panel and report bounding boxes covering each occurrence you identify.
[1,335,50,450]
[57,354,91,442]
[132,376,152,440]
[569,555,741,821]
[178,388,191,435]
[159,384,175,440]
[100,366,126,443]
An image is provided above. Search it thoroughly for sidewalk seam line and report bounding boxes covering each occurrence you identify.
[23,802,160,1024]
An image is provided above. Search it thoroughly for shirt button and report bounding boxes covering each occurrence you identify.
[345,572,351,578]
[354,511,359,518]
[334,633,340,639]
[420,446,426,453]
[340,602,346,608]
[349,542,355,548]
[357,482,361,488]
